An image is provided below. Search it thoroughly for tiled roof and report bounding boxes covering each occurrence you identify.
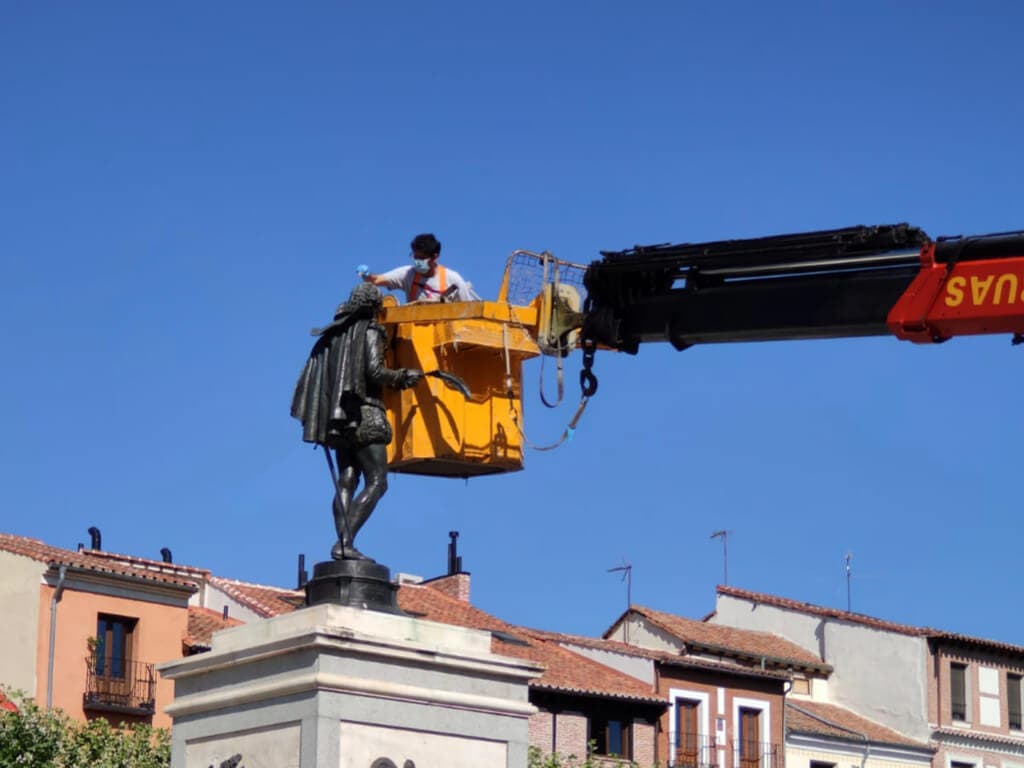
[524,627,667,660]
[524,627,791,681]
[719,586,1024,656]
[83,549,211,579]
[928,630,1024,657]
[717,586,928,637]
[399,585,666,705]
[620,605,828,671]
[184,606,244,651]
[0,533,197,590]
[933,726,1024,748]
[207,576,305,618]
[787,701,931,750]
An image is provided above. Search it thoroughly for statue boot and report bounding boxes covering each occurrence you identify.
[335,497,376,562]
[330,507,373,562]
[330,496,370,561]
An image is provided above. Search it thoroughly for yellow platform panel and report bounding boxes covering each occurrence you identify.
[381,300,540,477]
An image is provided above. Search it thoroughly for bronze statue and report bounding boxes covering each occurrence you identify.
[291,283,422,561]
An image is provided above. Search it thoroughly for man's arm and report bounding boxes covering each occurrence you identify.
[447,269,480,301]
[359,265,408,291]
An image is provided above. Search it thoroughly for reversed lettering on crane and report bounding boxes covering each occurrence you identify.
[944,273,1024,307]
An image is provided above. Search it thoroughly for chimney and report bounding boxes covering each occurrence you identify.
[422,531,470,602]
[297,554,308,589]
[87,527,102,550]
[447,531,462,575]
[160,548,173,563]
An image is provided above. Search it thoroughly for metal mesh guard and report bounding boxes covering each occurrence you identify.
[502,250,588,307]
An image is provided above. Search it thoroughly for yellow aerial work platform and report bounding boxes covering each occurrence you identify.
[381,299,539,477]
[379,249,586,478]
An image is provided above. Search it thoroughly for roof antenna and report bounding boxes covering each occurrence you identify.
[845,552,853,612]
[607,560,632,643]
[710,530,730,585]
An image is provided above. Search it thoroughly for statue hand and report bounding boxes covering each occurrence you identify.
[401,369,424,389]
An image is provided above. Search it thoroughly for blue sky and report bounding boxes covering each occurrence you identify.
[3,2,1023,643]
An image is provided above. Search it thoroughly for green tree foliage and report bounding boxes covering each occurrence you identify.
[527,743,651,768]
[0,689,170,768]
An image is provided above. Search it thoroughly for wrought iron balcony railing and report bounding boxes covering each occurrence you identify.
[736,740,782,768]
[670,732,717,768]
[83,656,156,715]
[669,737,783,768]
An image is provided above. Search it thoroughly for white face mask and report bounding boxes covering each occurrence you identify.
[413,258,431,274]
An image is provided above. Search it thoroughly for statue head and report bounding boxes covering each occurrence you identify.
[335,282,383,319]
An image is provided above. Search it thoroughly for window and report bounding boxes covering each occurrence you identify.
[675,698,701,768]
[810,761,836,768]
[95,615,136,678]
[590,716,632,759]
[85,613,154,714]
[791,677,811,696]
[1009,674,1022,730]
[739,707,762,768]
[670,688,711,768]
[951,663,967,722]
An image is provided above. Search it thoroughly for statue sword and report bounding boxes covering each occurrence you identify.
[321,447,354,553]
[423,370,471,399]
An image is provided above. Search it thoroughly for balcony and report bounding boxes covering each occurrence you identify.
[83,656,156,716]
[669,737,783,768]
[737,741,782,768]
[671,732,717,768]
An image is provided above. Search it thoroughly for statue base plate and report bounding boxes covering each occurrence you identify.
[304,558,402,613]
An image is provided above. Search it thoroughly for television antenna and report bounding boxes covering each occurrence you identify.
[844,552,853,612]
[607,560,633,643]
[710,530,731,585]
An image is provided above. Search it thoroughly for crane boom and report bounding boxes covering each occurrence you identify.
[581,224,1024,353]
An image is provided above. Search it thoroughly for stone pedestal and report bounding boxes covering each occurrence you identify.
[158,603,540,768]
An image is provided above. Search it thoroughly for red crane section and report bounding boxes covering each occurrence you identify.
[887,233,1024,343]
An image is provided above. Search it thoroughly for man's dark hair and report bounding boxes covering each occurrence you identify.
[410,233,441,258]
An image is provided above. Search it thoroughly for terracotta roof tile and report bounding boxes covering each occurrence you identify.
[207,576,305,618]
[400,585,666,705]
[933,726,1024,748]
[623,604,828,671]
[718,586,929,637]
[523,627,667,660]
[82,549,210,579]
[525,627,792,681]
[718,586,1024,656]
[184,606,244,651]
[928,630,1024,656]
[787,701,931,750]
[0,533,197,590]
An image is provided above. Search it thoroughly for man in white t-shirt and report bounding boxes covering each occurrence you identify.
[359,233,478,303]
